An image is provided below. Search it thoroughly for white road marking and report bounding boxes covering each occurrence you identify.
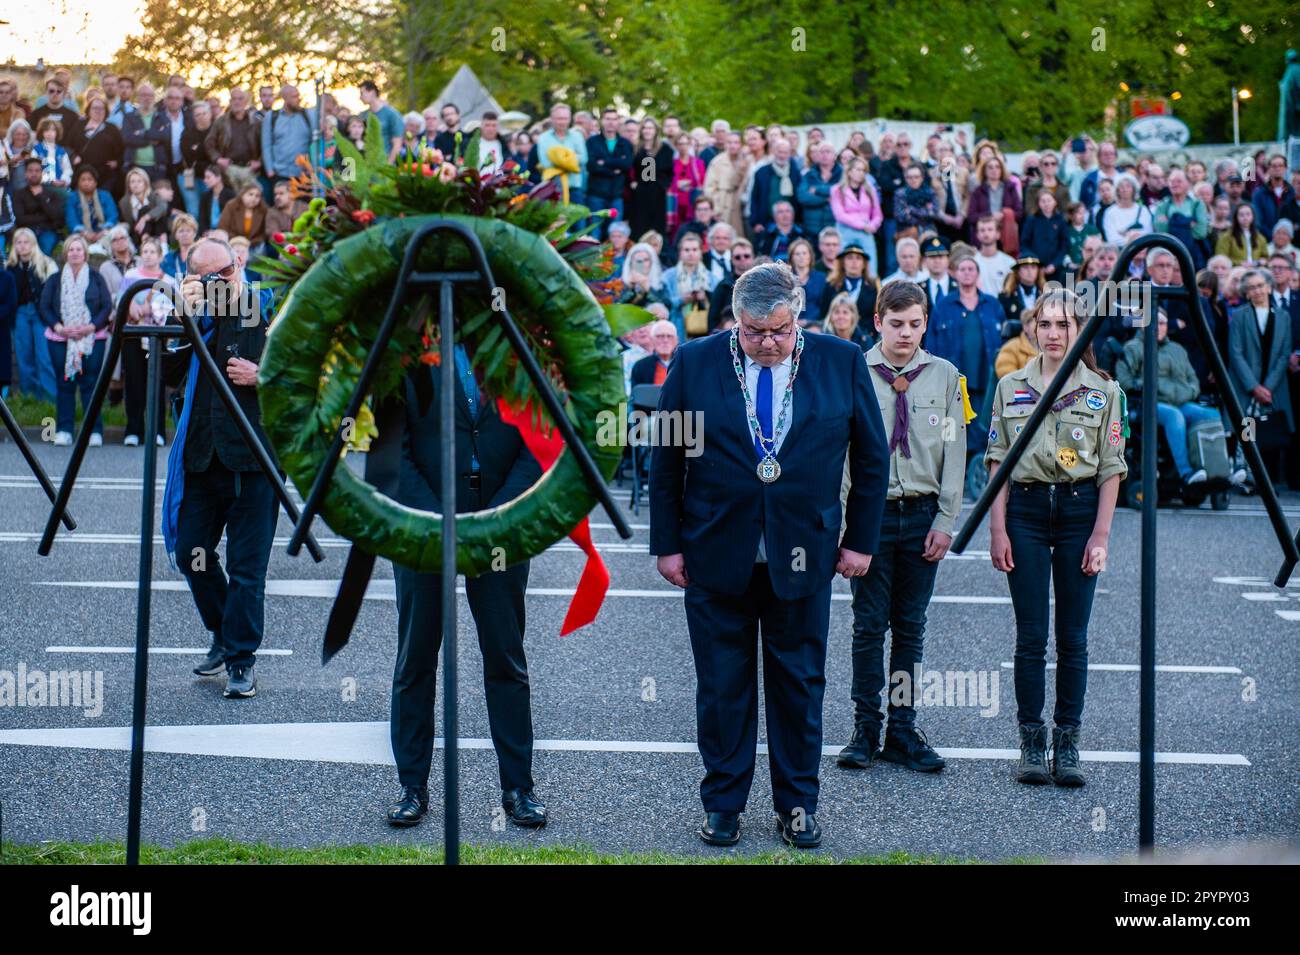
[1214,576,1299,588]
[999,662,1243,674]
[45,646,293,656]
[32,579,1015,603]
[0,721,1251,767]
[1274,610,1300,621]
[0,531,645,554]
[1241,592,1289,601]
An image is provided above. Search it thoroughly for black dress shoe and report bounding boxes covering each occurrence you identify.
[698,811,741,846]
[775,810,822,849]
[502,788,548,828]
[387,785,429,827]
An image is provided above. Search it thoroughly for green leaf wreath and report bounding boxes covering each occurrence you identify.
[256,117,648,574]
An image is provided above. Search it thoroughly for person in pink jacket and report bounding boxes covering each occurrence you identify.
[831,156,883,277]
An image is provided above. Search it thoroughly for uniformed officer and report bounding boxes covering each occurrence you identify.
[985,288,1127,788]
[921,235,953,313]
[998,253,1045,331]
[837,280,972,772]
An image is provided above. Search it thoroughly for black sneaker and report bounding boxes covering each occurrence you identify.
[1016,725,1051,785]
[1051,726,1087,787]
[879,726,946,772]
[224,663,257,699]
[836,723,881,768]
[192,636,225,676]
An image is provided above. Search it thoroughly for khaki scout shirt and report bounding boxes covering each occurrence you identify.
[840,346,966,536]
[984,354,1129,486]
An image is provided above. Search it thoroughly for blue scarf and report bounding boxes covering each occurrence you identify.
[161,319,213,569]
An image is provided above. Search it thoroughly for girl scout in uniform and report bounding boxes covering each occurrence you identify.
[837,281,975,773]
[985,288,1127,788]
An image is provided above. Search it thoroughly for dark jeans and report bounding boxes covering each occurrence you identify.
[392,560,534,792]
[683,563,831,815]
[122,337,168,441]
[848,496,941,732]
[1004,481,1100,729]
[175,461,278,670]
[46,338,106,435]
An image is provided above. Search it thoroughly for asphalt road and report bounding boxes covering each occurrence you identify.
[1,442,1297,860]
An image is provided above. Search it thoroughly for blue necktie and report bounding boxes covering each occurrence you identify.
[453,344,481,474]
[755,364,773,459]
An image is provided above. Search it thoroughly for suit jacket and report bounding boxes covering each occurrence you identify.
[1228,302,1294,431]
[631,353,669,387]
[398,363,542,514]
[649,330,889,599]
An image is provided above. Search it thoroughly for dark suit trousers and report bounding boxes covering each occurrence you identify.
[684,563,832,815]
[392,561,534,792]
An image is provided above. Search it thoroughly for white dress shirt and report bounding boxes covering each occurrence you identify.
[743,349,794,562]
[1254,304,1270,335]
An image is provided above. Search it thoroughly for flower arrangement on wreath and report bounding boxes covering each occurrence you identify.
[254,116,646,451]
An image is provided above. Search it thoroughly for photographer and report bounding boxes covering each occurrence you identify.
[162,237,278,699]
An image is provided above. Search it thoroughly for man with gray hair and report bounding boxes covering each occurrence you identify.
[650,261,889,849]
[164,237,280,698]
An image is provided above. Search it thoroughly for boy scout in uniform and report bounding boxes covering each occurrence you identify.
[838,280,973,772]
[985,288,1127,788]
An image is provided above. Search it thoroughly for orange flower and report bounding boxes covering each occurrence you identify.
[420,351,440,366]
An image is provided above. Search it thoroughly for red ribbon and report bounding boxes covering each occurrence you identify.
[496,399,609,636]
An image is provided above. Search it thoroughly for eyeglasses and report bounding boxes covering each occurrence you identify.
[739,325,794,343]
[202,262,238,281]
[1242,283,1268,293]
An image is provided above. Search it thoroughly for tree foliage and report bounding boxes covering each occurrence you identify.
[112,0,1297,146]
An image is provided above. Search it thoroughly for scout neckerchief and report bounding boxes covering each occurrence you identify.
[871,361,928,458]
[729,326,805,483]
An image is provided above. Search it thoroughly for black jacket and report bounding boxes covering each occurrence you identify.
[398,363,542,514]
[585,133,634,200]
[631,353,670,387]
[13,186,65,235]
[183,289,276,473]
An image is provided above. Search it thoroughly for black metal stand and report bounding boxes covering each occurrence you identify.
[284,220,634,865]
[0,395,77,530]
[951,233,1299,853]
[35,280,326,866]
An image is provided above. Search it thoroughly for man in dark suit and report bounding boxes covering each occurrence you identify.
[650,262,890,848]
[385,340,546,829]
[1270,254,1300,486]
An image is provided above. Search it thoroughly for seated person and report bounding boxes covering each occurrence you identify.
[1114,309,1221,486]
[630,318,678,388]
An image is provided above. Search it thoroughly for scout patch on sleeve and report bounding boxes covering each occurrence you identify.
[1085,388,1107,411]
[1109,421,1122,445]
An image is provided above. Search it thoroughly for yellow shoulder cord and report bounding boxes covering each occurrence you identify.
[958,375,978,424]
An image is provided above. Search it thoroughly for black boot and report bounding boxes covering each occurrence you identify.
[1051,726,1086,787]
[836,723,880,769]
[1016,725,1051,785]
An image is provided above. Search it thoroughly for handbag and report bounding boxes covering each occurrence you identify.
[684,305,708,337]
[1246,399,1289,450]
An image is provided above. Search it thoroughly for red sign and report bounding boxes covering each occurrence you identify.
[1130,97,1169,118]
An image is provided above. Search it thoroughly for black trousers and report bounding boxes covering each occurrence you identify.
[175,461,278,669]
[683,562,832,815]
[121,337,168,441]
[392,560,534,792]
